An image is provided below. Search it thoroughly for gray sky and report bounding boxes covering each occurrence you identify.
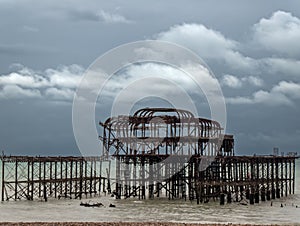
[1,0,300,156]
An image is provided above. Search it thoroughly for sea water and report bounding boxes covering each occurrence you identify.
[0,159,299,224]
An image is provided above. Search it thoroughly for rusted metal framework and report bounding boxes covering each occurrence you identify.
[100,108,230,157]
[100,108,233,202]
[99,108,297,204]
[193,155,296,204]
[1,156,111,201]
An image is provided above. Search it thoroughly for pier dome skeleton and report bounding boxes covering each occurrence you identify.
[99,107,234,200]
[100,107,232,157]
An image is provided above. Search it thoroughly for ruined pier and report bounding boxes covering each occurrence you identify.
[1,108,297,205]
[100,108,297,204]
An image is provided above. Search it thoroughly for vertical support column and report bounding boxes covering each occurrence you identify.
[245,161,250,200]
[156,161,161,198]
[124,157,129,198]
[70,159,73,198]
[261,160,266,202]
[234,160,239,202]
[149,158,154,199]
[27,161,30,200]
[84,160,87,197]
[1,159,5,201]
[43,161,47,202]
[54,161,57,198]
[261,186,266,202]
[75,160,78,198]
[271,158,275,199]
[281,160,283,197]
[99,160,102,194]
[275,159,280,199]
[116,156,121,199]
[195,158,200,204]
[141,156,146,200]
[220,193,225,205]
[89,160,93,196]
[15,160,18,200]
[93,159,97,195]
[249,159,254,204]
[107,160,111,194]
[49,161,52,196]
[285,159,288,197]
[289,160,292,195]
[65,161,68,198]
[266,159,270,201]
[60,159,63,197]
[292,158,295,194]
[249,193,254,205]
[227,159,231,204]
[79,160,83,199]
[255,159,259,203]
[239,161,244,200]
[188,160,193,201]
[39,161,42,198]
[31,161,34,200]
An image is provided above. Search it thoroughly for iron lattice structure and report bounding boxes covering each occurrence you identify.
[100,108,232,157]
[100,108,235,202]
[1,156,111,201]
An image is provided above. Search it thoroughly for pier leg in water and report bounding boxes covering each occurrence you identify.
[272,189,276,199]
[255,192,259,203]
[276,188,281,199]
[261,189,266,202]
[220,193,225,205]
[246,189,250,199]
[227,192,232,204]
[266,190,271,201]
[249,193,254,205]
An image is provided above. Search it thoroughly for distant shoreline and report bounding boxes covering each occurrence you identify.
[0,223,300,226]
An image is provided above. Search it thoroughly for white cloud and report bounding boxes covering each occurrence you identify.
[226,90,292,106]
[253,11,300,57]
[245,76,263,87]
[46,65,83,88]
[0,71,40,87]
[222,74,242,88]
[272,81,300,99]
[156,23,256,70]
[222,74,263,88]
[0,62,217,104]
[103,62,212,97]
[0,85,41,99]
[0,64,84,100]
[262,58,300,77]
[97,62,223,113]
[97,10,133,24]
[44,87,74,100]
[226,80,300,106]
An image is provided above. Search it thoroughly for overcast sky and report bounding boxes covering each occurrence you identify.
[1,0,300,156]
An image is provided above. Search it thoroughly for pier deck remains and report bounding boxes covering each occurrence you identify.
[1,156,110,201]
